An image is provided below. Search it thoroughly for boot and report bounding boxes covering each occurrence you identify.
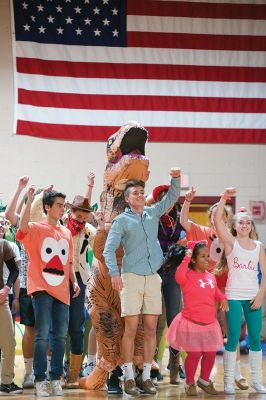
[66,353,83,389]
[249,350,266,394]
[223,350,236,395]
[169,348,180,384]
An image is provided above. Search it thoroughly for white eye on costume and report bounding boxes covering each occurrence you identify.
[58,239,69,265]
[209,237,224,263]
[41,237,58,263]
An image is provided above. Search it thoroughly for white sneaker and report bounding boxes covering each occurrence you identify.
[50,380,63,396]
[83,362,95,376]
[35,380,50,397]
[224,383,235,395]
[23,373,35,388]
[251,382,266,394]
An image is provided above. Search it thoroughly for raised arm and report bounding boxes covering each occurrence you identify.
[84,172,95,204]
[153,168,181,216]
[19,186,36,234]
[5,176,29,226]
[180,186,196,231]
[213,188,236,255]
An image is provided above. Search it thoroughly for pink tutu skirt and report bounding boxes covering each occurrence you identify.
[166,313,223,352]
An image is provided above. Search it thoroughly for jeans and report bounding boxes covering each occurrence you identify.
[32,292,69,381]
[159,266,182,327]
[68,272,86,354]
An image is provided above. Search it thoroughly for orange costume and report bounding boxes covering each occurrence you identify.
[80,122,150,389]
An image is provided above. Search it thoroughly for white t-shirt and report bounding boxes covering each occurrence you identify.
[225,239,261,300]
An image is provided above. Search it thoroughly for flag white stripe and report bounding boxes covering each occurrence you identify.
[16,42,266,67]
[17,105,266,128]
[17,74,266,98]
[127,16,266,36]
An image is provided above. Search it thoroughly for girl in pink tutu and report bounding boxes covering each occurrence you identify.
[166,241,228,396]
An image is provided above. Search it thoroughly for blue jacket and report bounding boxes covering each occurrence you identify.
[103,176,181,277]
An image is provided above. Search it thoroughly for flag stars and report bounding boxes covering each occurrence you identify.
[22,2,28,10]
[65,16,73,24]
[84,18,91,25]
[30,15,36,22]
[112,8,118,15]
[23,24,30,31]
[75,27,82,35]
[94,28,101,36]
[56,5,63,13]
[57,27,64,34]
[93,7,100,15]
[74,6,82,14]
[47,16,55,23]
[102,18,110,26]
[37,4,44,12]
[38,25,46,33]
[84,0,90,3]
[112,29,119,37]
[103,0,109,4]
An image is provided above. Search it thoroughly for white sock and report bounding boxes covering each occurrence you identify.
[46,355,51,377]
[87,354,96,365]
[24,358,33,375]
[142,363,151,382]
[198,377,209,386]
[124,362,134,381]
[234,360,242,381]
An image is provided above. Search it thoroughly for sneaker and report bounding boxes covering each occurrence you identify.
[235,377,249,390]
[124,379,139,396]
[224,383,235,395]
[35,380,50,397]
[50,380,63,396]
[197,379,219,395]
[179,365,186,380]
[251,382,266,394]
[108,374,123,394]
[185,383,198,396]
[82,362,95,377]
[0,382,23,395]
[23,373,35,388]
[135,375,157,395]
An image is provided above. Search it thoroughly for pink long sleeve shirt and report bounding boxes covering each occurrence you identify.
[175,255,226,324]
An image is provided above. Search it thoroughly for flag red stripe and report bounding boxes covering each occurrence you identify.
[16,120,266,143]
[16,58,266,83]
[128,0,266,20]
[127,32,266,51]
[18,90,266,113]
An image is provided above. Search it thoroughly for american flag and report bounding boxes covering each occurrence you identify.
[12,0,266,143]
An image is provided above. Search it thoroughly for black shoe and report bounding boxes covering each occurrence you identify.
[157,371,164,381]
[179,365,186,380]
[0,382,23,395]
[108,374,123,394]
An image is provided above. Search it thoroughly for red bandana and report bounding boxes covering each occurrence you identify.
[160,214,173,227]
[67,213,85,236]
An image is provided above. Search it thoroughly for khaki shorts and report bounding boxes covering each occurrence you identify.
[120,272,162,317]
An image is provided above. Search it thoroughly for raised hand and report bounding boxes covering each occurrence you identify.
[43,184,54,193]
[88,172,95,187]
[170,167,181,178]
[185,186,196,202]
[221,187,236,201]
[27,185,36,202]
[18,176,29,190]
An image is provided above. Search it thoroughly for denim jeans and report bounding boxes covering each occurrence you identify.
[68,272,86,354]
[158,266,182,327]
[32,292,69,381]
